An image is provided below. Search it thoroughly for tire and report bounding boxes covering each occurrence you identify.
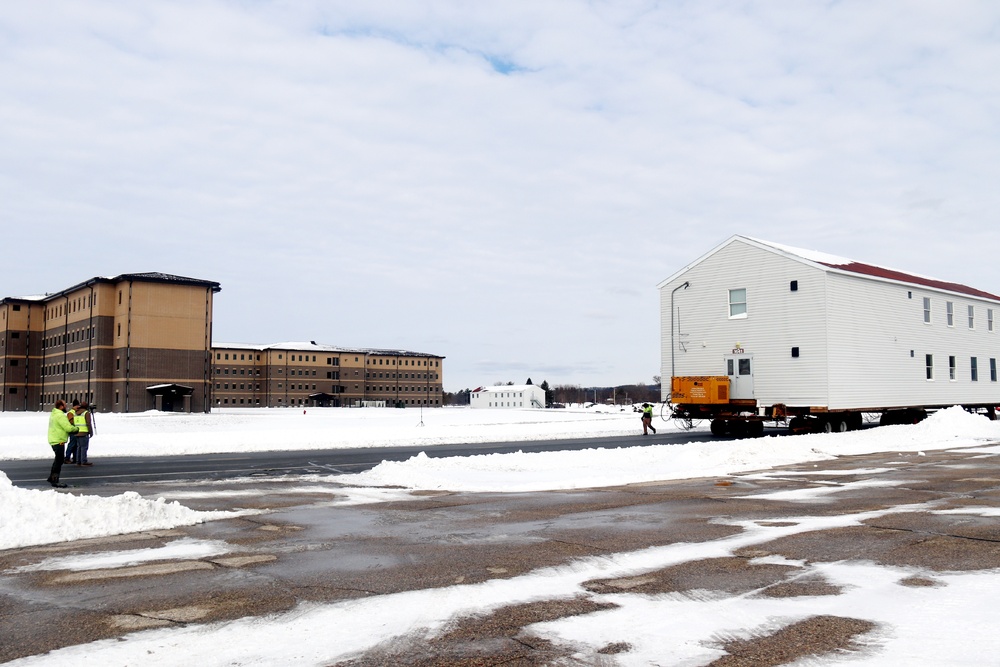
[748,420,765,438]
[821,420,833,433]
[835,419,848,433]
[710,419,727,437]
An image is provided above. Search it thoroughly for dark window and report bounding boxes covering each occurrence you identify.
[791,347,800,358]
[790,280,798,291]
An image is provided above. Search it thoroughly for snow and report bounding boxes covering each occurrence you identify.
[3,404,1000,666]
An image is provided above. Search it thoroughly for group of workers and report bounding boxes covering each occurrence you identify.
[46,399,96,488]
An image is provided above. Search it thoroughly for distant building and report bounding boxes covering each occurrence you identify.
[1,273,220,413]
[2,275,445,412]
[470,384,545,409]
[211,342,444,408]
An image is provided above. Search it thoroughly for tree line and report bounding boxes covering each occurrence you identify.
[444,378,661,407]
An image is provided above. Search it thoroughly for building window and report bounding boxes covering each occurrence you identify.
[946,301,954,326]
[729,288,747,318]
[949,355,956,380]
[990,309,995,332]
[972,357,979,381]
[923,297,931,323]
[969,305,975,329]
[991,358,997,382]
[926,354,934,380]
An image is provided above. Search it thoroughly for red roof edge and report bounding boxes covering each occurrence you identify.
[820,261,1000,302]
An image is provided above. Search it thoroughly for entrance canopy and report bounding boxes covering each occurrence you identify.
[146,384,194,412]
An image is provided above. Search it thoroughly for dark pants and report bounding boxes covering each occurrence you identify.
[75,434,91,464]
[642,416,656,434]
[48,443,65,483]
[66,436,78,463]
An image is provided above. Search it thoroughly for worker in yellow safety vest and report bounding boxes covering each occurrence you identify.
[70,402,96,466]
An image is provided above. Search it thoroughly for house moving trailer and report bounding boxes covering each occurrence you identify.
[660,236,1000,436]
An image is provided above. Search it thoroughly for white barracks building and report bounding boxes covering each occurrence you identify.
[470,384,546,409]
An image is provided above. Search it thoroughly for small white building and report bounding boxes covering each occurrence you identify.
[470,384,546,409]
[659,236,1000,414]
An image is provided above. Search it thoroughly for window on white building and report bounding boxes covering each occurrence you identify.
[729,288,747,318]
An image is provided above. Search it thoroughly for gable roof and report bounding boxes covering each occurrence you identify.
[472,384,540,394]
[660,236,1000,302]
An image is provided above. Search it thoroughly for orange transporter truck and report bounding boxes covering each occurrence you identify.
[660,237,1000,437]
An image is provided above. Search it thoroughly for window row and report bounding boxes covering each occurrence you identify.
[216,352,262,361]
[925,355,998,382]
[42,326,97,349]
[42,360,95,375]
[922,298,995,331]
[44,293,97,321]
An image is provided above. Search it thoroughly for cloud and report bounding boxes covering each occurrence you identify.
[3,1,999,390]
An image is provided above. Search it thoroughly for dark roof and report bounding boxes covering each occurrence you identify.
[818,260,1000,302]
[5,273,222,302]
[115,273,222,292]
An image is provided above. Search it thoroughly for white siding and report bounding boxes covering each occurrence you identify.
[661,239,829,408]
[661,236,1000,411]
[826,274,1000,408]
[470,385,546,409]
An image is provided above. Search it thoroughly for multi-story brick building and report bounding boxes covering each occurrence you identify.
[2,274,444,412]
[211,342,444,408]
[1,273,220,413]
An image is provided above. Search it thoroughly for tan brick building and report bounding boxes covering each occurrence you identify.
[2,274,444,412]
[211,342,444,408]
[1,273,220,413]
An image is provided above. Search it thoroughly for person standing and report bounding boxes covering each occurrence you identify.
[641,403,657,435]
[47,400,79,488]
[65,400,81,464]
[72,402,96,466]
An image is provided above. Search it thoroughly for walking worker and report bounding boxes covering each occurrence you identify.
[641,403,657,435]
[47,400,79,488]
[72,401,96,466]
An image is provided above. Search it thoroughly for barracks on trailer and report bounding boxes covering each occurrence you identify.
[0,273,444,413]
[659,236,1000,413]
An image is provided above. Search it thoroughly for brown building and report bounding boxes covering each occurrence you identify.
[2,274,444,412]
[211,342,444,408]
[1,273,220,413]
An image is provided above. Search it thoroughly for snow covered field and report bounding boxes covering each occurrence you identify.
[4,405,1000,666]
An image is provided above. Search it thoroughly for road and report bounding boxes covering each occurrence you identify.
[0,430,718,489]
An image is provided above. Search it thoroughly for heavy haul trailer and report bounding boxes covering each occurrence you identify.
[668,375,991,436]
[659,236,1000,437]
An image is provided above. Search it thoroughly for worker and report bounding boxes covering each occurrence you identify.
[641,403,657,435]
[47,400,79,488]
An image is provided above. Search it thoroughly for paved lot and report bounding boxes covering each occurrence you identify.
[3,442,1000,665]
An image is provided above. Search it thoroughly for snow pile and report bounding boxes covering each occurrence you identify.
[342,406,1000,492]
[0,472,238,550]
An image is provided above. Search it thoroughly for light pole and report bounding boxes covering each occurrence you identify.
[669,281,690,391]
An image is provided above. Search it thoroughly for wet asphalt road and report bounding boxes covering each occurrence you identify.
[2,432,1000,665]
[0,430,719,489]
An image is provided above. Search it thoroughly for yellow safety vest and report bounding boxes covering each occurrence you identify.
[73,410,89,434]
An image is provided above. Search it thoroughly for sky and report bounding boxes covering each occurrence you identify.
[4,407,1000,664]
[3,2,1000,392]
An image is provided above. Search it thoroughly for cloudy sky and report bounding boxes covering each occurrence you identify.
[3,2,999,391]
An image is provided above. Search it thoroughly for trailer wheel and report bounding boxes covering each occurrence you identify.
[834,419,849,433]
[821,420,833,433]
[710,419,727,437]
[747,420,765,438]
